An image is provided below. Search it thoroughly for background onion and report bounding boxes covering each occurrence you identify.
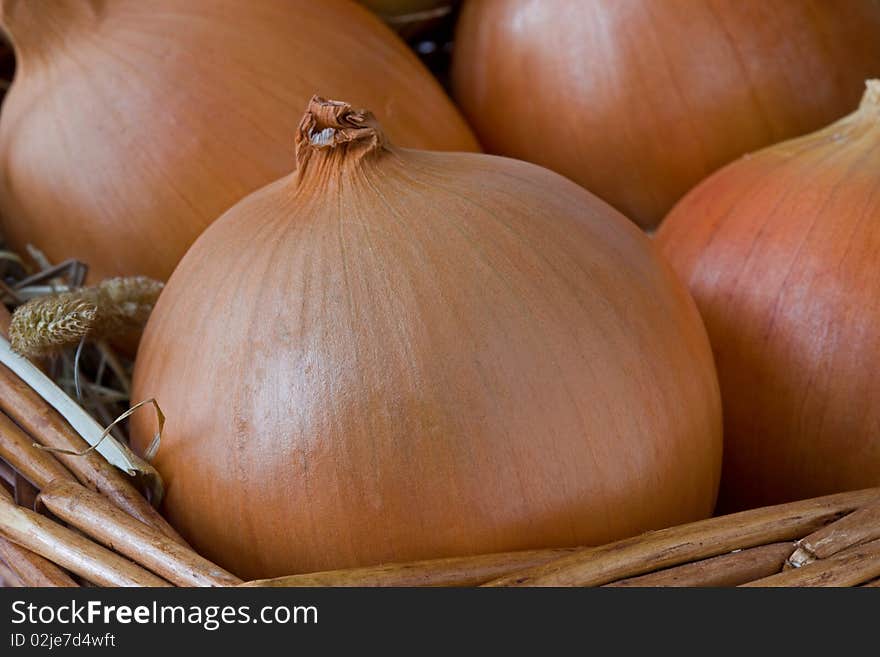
[131,97,722,580]
[0,0,477,283]
[657,81,880,512]
[451,0,880,229]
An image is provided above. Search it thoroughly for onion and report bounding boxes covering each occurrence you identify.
[131,97,722,579]
[656,81,880,512]
[451,0,880,229]
[0,0,477,283]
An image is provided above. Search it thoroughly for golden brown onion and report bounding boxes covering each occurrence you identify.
[657,81,880,512]
[451,0,880,229]
[0,0,477,282]
[132,97,722,579]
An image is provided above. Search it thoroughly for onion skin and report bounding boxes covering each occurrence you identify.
[657,81,880,512]
[451,0,880,229]
[131,97,721,580]
[0,0,477,283]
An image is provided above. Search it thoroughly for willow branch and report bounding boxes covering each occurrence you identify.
[0,364,184,543]
[0,557,22,587]
[0,410,76,489]
[485,487,880,586]
[788,499,880,567]
[39,480,239,587]
[0,534,78,587]
[604,542,792,587]
[744,538,880,587]
[242,547,581,587]
[0,485,169,587]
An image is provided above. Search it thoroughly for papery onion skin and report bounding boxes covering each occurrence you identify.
[451,0,880,229]
[657,81,880,512]
[131,97,722,580]
[0,0,477,283]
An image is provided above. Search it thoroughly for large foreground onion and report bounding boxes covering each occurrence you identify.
[657,81,880,512]
[131,97,722,579]
[451,0,880,229]
[0,0,477,282]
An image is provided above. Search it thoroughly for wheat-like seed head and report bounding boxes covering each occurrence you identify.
[8,276,164,357]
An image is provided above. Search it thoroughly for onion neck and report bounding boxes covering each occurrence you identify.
[0,0,102,62]
[293,96,389,187]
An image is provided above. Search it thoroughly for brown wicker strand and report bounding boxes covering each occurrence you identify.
[788,499,880,567]
[0,484,170,587]
[0,534,78,587]
[0,410,76,489]
[242,547,581,587]
[743,538,880,587]
[604,542,793,587]
[39,480,239,587]
[484,487,880,586]
[0,363,185,543]
[0,556,23,587]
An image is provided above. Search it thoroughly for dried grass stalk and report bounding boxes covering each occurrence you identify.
[0,534,78,587]
[242,547,581,587]
[9,297,96,357]
[604,542,793,587]
[788,499,880,567]
[9,276,162,358]
[484,487,880,586]
[0,363,182,542]
[744,538,880,587]
[0,410,76,489]
[39,480,239,587]
[0,484,169,587]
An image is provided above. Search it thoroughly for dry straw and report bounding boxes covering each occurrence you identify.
[9,276,162,358]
